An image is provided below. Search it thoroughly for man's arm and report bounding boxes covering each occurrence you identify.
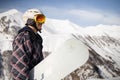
[10,32,32,80]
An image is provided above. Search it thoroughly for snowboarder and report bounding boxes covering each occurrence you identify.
[10,9,46,80]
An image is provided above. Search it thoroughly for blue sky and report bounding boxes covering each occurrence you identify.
[0,0,120,26]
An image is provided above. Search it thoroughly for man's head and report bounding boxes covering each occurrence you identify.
[23,9,46,32]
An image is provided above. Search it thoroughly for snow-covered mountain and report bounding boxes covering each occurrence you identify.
[0,9,24,53]
[0,9,120,80]
[42,19,120,80]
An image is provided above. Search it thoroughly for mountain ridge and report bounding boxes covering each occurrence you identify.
[0,9,19,17]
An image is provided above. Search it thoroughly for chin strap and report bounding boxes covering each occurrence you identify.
[34,24,42,33]
[26,19,42,33]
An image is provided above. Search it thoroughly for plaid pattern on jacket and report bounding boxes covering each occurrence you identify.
[10,26,44,80]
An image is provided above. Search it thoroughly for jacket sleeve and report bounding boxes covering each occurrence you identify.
[10,32,32,80]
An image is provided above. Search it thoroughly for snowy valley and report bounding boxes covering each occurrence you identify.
[0,9,120,80]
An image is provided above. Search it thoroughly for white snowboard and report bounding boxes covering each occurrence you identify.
[34,38,89,80]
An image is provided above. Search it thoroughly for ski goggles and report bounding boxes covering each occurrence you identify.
[34,14,46,24]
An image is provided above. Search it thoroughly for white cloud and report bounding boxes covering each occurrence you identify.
[68,9,120,25]
[103,14,120,25]
[68,9,104,20]
[42,6,120,26]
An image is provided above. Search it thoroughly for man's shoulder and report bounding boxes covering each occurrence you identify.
[15,30,30,42]
[16,26,32,37]
[18,26,31,33]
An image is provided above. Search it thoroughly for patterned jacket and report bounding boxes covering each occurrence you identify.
[10,26,44,80]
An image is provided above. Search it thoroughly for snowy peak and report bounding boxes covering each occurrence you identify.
[43,18,82,34]
[0,9,19,17]
[0,9,24,35]
[43,18,120,39]
[0,9,24,52]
